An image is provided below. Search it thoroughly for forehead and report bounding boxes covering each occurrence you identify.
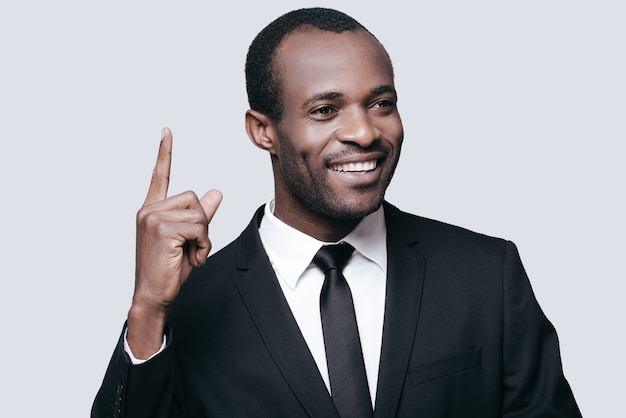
[273,28,394,103]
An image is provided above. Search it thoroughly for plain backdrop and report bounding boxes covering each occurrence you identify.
[1,1,624,416]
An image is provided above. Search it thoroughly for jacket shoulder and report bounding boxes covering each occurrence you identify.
[385,202,507,245]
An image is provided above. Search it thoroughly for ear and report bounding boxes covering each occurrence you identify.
[245,109,279,155]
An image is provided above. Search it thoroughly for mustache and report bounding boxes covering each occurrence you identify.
[324,142,390,160]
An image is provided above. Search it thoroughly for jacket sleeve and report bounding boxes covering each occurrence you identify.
[91,324,184,418]
[501,241,582,417]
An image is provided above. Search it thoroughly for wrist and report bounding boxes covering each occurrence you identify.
[126,303,168,360]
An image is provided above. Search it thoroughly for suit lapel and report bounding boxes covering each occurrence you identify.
[374,203,426,417]
[232,204,425,417]
[234,206,340,418]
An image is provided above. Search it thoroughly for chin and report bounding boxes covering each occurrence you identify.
[314,195,384,221]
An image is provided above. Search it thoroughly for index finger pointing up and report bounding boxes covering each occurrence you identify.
[144,127,173,206]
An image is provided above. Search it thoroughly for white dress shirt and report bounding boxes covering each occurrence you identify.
[258,201,387,406]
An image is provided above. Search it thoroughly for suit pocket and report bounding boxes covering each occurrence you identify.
[408,347,481,386]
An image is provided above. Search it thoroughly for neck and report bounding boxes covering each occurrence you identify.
[273,199,361,242]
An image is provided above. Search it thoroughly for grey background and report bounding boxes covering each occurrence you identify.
[1,1,624,416]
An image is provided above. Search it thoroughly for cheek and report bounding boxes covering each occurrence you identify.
[384,117,404,143]
[277,134,311,174]
[280,128,331,162]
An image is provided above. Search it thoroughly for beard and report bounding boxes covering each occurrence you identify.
[276,130,401,221]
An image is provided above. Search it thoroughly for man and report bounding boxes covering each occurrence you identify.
[92,8,581,417]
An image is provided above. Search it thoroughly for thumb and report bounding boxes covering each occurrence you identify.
[200,189,223,223]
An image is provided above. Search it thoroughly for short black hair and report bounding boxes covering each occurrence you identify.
[245,8,382,121]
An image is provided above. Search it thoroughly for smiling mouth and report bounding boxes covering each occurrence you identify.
[329,159,378,172]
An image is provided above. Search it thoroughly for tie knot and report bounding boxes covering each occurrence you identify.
[312,243,355,274]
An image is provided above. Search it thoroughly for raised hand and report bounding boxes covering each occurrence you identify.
[127,128,222,358]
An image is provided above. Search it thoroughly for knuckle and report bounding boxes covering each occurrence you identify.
[142,211,162,230]
[181,190,198,202]
[153,218,169,235]
[191,210,207,224]
[136,207,148,222]
[191,223,208,238]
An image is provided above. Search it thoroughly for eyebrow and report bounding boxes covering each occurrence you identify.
[371,85,396,96]
[302,85,396,107]
[303,92,343,107]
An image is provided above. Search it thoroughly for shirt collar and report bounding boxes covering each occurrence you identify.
[258,200,387,290]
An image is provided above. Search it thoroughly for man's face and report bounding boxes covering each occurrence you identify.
[270,27,404,224]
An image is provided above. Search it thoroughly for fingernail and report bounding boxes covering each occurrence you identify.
[161,128,167,139]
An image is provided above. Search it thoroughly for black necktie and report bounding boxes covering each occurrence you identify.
[314,243,373,418]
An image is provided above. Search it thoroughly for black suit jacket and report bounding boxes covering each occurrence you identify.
[92,202,581,417]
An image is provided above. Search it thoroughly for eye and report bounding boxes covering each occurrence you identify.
[372,99,395,109]
[311,106,333,115]
[309,105,337,119]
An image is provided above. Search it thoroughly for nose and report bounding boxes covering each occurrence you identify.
[336,107,381,147]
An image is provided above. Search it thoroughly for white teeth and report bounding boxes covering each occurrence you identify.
[330,159,377,172]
